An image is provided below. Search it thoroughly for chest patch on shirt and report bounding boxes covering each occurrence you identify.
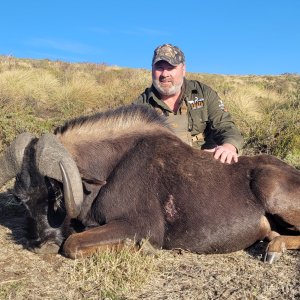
[188,97,204,109]
[154,107,165,115]
[218,100,228,112]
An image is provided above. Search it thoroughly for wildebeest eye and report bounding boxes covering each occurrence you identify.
[47,201,66,228]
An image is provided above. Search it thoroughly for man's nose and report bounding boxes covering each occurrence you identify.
[161,68,170,76]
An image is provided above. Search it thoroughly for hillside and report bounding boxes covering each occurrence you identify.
[1,55,299,168]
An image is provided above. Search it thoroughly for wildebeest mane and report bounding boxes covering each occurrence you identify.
[54,105,169,137]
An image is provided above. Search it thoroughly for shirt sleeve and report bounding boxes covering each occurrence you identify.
[204,86,244,151]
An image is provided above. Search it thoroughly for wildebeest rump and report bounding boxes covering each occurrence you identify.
[0,105,299,263]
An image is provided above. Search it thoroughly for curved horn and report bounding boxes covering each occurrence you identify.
[0,132,35,187]
[59,161,80,218]
[35,133,83,218]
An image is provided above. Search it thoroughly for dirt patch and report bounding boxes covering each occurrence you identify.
[0,192,299,300]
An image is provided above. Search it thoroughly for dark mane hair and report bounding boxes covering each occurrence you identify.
[54,104,168,135]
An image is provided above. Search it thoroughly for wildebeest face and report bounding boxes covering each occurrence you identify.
[0,132,85,255]
[13,169,67,254]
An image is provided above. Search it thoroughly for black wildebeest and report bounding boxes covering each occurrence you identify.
[0,105,299,263]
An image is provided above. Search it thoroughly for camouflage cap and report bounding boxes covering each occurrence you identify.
[152,44,185,66]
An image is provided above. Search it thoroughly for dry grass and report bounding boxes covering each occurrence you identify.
[68,245,159,299]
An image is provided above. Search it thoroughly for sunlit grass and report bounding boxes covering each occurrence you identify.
[68,241,161,299]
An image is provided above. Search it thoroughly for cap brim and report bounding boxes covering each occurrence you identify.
[152,57,179,66]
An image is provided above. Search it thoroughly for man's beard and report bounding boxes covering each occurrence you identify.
[153,78,183,96]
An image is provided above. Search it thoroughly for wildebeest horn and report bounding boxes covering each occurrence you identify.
[59,161,80,218]
[0,132,35,187]
[35,133,83,218]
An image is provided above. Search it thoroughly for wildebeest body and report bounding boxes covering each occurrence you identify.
[1,105,299,262]
[80,135,276,254]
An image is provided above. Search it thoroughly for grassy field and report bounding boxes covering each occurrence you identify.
[0,56,299,299]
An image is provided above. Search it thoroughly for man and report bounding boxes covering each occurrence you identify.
[133,43,243,164]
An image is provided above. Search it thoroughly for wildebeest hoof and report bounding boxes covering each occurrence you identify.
[264,251,282,264]
[33,242,60,254]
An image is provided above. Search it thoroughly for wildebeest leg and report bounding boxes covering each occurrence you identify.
[265,234,300,263]
[251,164,300,263]
[63,220,144,259]
[261,217,300,263]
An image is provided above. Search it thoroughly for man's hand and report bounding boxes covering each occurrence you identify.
[204,143,238,164]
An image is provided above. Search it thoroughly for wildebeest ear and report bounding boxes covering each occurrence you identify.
[78,179,107,222]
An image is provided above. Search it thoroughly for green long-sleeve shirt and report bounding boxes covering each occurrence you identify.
[133,78,244,151]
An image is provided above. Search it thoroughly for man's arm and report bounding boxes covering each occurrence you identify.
[203,85,243,163]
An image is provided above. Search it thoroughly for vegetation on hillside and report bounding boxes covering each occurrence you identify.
[1,55,299,168]
[0,55,299,168]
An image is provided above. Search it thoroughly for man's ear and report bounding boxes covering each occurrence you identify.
[182,64,186,76]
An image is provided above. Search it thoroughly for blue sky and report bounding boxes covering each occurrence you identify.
[1,0,300,75]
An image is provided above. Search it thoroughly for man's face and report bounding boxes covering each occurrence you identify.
[152,61,186,96]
